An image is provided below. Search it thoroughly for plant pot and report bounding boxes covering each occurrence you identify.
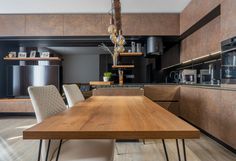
[103,77,110,82]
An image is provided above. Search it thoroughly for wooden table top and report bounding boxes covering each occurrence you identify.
[23,96,200,140]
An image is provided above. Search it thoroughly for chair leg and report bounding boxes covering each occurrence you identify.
[182,139,187,161]
[38,140,42,161]
[45,140,51,161]
[55,140,63,161]
[115,144,121,155]
[176,139,181,161]
[162,139,169,161]
[143,139,146,145]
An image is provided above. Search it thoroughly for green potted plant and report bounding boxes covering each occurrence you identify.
[103,72,112,82]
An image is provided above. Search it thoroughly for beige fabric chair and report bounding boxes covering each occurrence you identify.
[63,84,85,108]
[28,85,114,161]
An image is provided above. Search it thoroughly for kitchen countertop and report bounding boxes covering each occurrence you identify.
[93,84,145,88]
[147,83,236,91]
[180,84,236,91]
[93,83,236,91]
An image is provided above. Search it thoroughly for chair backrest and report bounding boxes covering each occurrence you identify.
[28,85,66,160]
[28,85,66,122]
[63,84,85,108]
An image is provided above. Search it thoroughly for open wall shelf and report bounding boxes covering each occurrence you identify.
[161,51,221,70]
[112,65,135,69]
[119,52,143,56]
[3,57,62,61]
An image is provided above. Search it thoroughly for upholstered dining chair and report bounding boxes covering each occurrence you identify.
[28,85,114,161]
[63,84,85,108]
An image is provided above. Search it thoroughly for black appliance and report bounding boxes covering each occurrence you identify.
[221,36,236,84]
[145,37,163,57]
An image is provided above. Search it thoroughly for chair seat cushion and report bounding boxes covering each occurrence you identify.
[51,139,114,161]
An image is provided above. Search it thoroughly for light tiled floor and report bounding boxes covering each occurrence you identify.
[0,116,235,161]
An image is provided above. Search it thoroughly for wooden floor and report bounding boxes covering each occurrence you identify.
[0,116,235,161]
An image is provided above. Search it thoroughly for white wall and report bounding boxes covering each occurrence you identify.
[62,54,99,83]
[0,0,191,14]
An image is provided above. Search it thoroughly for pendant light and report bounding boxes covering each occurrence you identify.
[116,30,126,46]
[108,17,117,34]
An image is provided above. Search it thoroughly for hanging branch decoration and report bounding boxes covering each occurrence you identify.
[106,0,126,66]
[98,43,113,56]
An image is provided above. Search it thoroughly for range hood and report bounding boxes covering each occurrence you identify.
[145,36,163,56]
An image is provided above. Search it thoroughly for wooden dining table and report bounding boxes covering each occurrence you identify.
[23,96,200,161]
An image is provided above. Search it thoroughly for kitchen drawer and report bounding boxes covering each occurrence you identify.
[0,99,34,113]
[144,85,180,101]
[156,101,179,116]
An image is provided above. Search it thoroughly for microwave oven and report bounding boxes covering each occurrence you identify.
[200,69,211,84]
[180,69,197,84]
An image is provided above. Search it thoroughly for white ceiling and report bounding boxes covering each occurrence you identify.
[0,0,191,14]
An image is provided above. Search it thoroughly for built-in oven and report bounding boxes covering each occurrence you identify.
[221,36,236,84]
[180,69,197,84]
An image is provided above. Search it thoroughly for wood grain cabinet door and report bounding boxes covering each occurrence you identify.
[180,86,200,126]
[122,14,179,36]
[180,16,220,62]
[25,15,64,36]
[0,15,25,36]
[156,102,180,116]
[220,90,236,149]
[198,88,221,137]
[180,38,189,62]
[180,87,236,149]
[180,0,220,34]
[205,16,221,54]
[221,0,236,41]
[144,85,180,101]
[64,14,106,36]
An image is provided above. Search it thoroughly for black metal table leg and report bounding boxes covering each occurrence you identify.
[162,139,169,161]
[55,140,63,161]
[182,139,187,161]
[143,139,146,145]
[176,139,181,161]
[38,140,42,161]
[45,140,51,161]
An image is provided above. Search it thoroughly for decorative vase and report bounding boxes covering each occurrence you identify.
[118,69,124,85]
[113,52,119,66]
[103,77,109,82]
